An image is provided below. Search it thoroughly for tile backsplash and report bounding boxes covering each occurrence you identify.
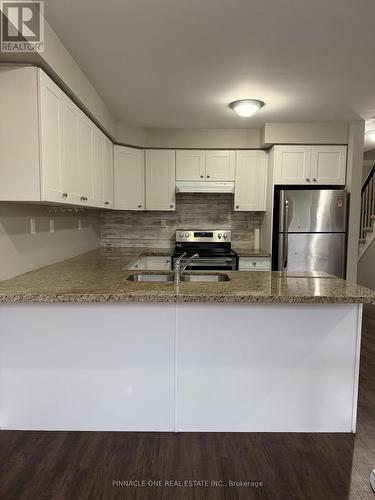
[100,193,264,250]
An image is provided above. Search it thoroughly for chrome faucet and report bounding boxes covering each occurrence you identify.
[174,252,199,284]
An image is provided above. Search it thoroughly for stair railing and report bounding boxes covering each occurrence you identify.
[360,163,375,242]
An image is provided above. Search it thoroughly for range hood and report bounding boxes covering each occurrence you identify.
[176,181,234,194]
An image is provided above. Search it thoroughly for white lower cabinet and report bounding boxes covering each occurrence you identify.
[239,257,271,271]
[145,150,176,211]
[234,151,267,211]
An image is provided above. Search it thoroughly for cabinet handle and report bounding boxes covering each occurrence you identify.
[200,175,204,178]
[306,178,310,183]
[313,178,317,183]
[104,201,109,206]
[138,204,142,208]
[236,205,239,209]
[81,196,88,202]
[170,205,174,209]
[207,175,210,179]
[62,193,68,198]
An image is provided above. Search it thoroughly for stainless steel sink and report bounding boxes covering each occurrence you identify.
[128,273,174,282]
[180,273,230,282]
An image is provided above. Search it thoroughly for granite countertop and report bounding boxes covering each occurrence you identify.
[0,248,374,304]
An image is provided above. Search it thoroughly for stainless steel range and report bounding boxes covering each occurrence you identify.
[172,230,238,271]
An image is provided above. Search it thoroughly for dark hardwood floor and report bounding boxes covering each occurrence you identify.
[1,306,375,500]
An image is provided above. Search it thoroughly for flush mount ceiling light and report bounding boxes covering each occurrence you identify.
[229,99,265,118]
[366,129,375,142]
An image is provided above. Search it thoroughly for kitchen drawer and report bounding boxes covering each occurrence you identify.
[239,257,271,271]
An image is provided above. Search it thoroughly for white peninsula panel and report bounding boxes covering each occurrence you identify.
[0,304,176,431]
[177,303,362,433]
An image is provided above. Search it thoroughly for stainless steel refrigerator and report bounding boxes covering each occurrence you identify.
[274,189,349,277]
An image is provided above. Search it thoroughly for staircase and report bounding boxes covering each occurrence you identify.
[359,163,375,260]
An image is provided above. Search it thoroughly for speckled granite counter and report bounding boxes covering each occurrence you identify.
[0,248,374,304]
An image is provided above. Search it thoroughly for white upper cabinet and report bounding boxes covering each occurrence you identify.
[61,98,81,205]
[274,145,347,185]
[78,114,94,205]
[103,137,114,208]
[205,150,235,181]
[114,146,145,210]
[92,126,104,207]
[0,67,114,209]
[234,151,267,211]
[145,150,176,211]
[176,150,206,181]
[274,146,311,185]
[310,146,347,185]
[39,71,64,203]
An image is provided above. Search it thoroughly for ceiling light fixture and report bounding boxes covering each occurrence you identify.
[366,130,375,142]
[229,99,264,118]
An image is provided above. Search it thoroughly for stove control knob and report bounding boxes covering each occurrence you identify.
[223,233,228,240]
[218,233,222,239]
[179,232,184,238]
[185,232,189,238]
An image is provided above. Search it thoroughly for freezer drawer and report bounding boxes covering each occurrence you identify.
[278,233,346,278]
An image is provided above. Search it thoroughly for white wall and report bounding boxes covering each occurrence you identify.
[346,121,365,283]
[0,203,100,281]
[144,128,261,148]
[117,121,146,147]
[0,21,117,139]
[261,123,348,146]
[358,244,375,290]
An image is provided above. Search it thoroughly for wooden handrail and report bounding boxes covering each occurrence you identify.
[362,162,375,194]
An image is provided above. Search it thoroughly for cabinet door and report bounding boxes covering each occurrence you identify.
[103,137,114,208]
[234,151,267,211]
[78,113,94,206]
[114,146,145,210]
[274,146,312,185]
[176,150,205,181]
[39,72,64,203]
[92,127,106,207]
[145,150,176,211]
[145,256,172,270]
[61,98,81,204]
[205,150,235,181]
[310,146,347,185]
[238,257,271,271]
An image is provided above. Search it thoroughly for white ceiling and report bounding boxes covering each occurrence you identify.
[45,0,375,131]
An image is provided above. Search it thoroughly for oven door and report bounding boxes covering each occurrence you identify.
[174,257,237,271]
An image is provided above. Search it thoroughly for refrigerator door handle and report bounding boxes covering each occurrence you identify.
[283,200,289,269]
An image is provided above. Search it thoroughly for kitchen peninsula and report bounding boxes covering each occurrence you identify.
[0,248,374,434]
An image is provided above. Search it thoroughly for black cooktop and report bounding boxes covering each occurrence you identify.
[173,243,237,258]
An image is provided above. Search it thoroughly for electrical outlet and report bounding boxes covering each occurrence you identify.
[30,218,36,235]
[160,219,167,228]
[49,219,55,233]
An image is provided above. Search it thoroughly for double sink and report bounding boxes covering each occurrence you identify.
[128,273,230,283]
